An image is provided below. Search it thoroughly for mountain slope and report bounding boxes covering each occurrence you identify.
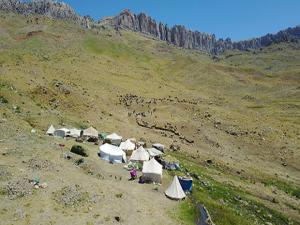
[1,0,300,54]
[0,10,299,225]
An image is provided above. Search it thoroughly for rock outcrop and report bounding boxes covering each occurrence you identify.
[98,9,300,54]
[0,0,93,28]
[1,1,299,54]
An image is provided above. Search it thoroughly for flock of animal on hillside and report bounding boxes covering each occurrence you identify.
[46,125,193,200]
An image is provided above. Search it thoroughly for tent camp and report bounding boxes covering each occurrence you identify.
[142,158,163,183]
[83,127,98,138]
[46,125,55,136]
[147,148,164,157]
[106,133,122,146]
[165,175,186,200]
[120,139,136,155]
[99,143,126,164]
[54,128,70,138]
[68,128,82,138]
[130,146,150,162]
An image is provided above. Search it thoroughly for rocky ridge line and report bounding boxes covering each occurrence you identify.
[0,0,93,28]
[99,9,300,55]
[1,1,300,54]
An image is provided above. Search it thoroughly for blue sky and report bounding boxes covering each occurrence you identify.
[63,0,300,41]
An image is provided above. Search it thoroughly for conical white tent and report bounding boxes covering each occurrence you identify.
[106,133,122,146]
[68,128,82,138]
[165,175,186,200]
[46,125,55,135]
[83,127,98,138]
[99,143,126,164]
[120,139,135,155]
[142,158,163,183]
[130,146,150,162]
[147,148,164,157]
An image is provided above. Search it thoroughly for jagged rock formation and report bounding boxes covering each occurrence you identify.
[1,1,300,54]
[0,0,93,28]
[98,9,227,54]
[98,9,300,55]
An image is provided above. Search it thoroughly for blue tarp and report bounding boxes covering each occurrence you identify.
[162,161,180,170]
[178,177,193,192]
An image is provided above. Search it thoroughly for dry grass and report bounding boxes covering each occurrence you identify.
[0,12,299,224]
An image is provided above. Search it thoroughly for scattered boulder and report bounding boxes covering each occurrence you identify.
[242,95,256,101]
[206,159,213,165]
[64,152,73,160]
[169,144,180,151]
[27,159,52,170]
[75,158,84,166]
[70,145,88,157]
[6,178,33,200]
[52,79,71,95]
[54,185,89,207]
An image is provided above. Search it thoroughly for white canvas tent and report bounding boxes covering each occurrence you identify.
[120,139,135,155]
[46,125,55,136]
[147,148,164,157]
[142,158,163,183]
[68,128,82,138]
[106,133,122,146]
[99,143,126,164]
[130,146,150,162]
[54,128,70,138]
[83,127,98,138]
[165,175,186,200]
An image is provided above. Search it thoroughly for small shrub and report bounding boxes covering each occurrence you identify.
[0,96,8,104]
[115,193,123,198]
[13,105,21,113]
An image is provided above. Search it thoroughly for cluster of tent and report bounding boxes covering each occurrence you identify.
[47,125,123,144]
[46,124,191,200]
[98,138,189,200]
[46,125,98,139]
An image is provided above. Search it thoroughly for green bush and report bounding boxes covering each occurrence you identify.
[0,96,8,104]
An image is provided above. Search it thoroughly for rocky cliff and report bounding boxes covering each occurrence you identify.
[1,1,299,55]
[0,0,93,28]
[98,9,300,55]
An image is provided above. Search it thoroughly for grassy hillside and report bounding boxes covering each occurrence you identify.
[0,12,299,225]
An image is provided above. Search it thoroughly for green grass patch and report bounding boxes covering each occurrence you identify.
[262,179,300,200]
[171,153,291,225]
[177,199,196,225]
[84,36,133,57]
[84,36,152,64]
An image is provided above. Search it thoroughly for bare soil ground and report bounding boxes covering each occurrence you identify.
[0,120,179,225]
